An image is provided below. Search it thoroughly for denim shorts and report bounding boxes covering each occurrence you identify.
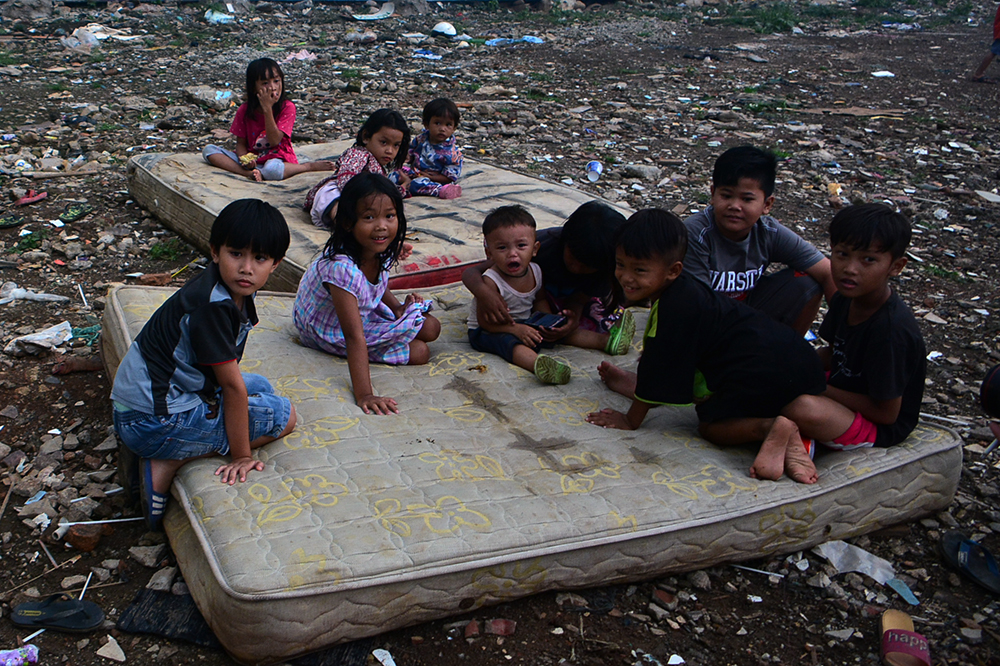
[202,144,285,181]
[113,373,292,460]
[468,327,553,363]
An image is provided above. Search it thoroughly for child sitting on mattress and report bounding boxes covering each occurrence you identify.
[111,199,298,530]
[294,172,441,415]
[586,209,828,484]
[777,203,926,454]
[467,205,571,385]
[303,109,412,229]
[202,58,334,182]
[402,97,463,200]
[463,201,635,357]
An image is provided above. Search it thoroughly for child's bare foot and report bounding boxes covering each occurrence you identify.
[308,160,336,172]
[438,183,462,199]
[750,416,796,481]
[784,437,818,484]
[249,168,263,182]
[597,361,637,398]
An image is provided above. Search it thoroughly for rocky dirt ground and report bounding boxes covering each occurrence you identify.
[0,0,999,664]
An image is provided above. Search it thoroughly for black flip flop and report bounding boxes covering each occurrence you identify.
[940,530,1000,595]
[11,593,105,633]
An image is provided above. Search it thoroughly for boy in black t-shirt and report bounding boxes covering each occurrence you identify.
[782,203,925,451]
[110,199,297,529]
[587,209,827,484]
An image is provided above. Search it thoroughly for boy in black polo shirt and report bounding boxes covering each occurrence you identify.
[110,199,297,529]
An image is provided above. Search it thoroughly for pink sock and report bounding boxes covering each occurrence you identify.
[438,183,462,199]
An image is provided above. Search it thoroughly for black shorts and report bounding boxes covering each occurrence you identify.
[695,331,826,423]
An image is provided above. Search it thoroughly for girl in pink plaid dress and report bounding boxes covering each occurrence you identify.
[294,172,441,415]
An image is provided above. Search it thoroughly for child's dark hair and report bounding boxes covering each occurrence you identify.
[615,209,688,265]
[829,203,911,259]
[357,109,410,171]
[482,205,536,237]
[423,98,460,126]
[210,199,290,260]
[323,172,406,271]
[562,201,627,276]
[245,58,287,118]
[712,145,778,197]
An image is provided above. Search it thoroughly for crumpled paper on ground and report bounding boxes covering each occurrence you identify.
[3,321,72,357]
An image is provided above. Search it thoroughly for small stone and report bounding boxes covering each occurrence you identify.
[623,164,662,181]
[96,635,126,662]
[171,581,189,596]
[146,566,177,592]
[825,628,855,641]
[687,570,711,591]
[485,619,516,636]
[94,434,118,452]
[464,619,479,637]
[648,602,670,621]
[65,524,111,551]
[129,544,166,568]
[960,627,983,644]
[61,574,88,589]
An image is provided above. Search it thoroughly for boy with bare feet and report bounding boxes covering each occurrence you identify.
[110,200,297,530]
[586,209,826,484]
[780,204,925,456]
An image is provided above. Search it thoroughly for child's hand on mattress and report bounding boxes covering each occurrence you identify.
[215,456,265,484]
[358,393,399,416]
[586,408,635,430]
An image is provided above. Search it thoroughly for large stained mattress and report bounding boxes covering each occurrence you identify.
[127,142,629,292]
[101,285,962,665]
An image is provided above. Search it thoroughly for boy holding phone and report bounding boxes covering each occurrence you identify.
[466,205,574,384]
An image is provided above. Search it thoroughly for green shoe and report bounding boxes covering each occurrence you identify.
[59,203,93,223]
[534,354,571,385]
[604,309,635,356]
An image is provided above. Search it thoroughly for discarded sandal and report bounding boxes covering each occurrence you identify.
[0,214,25,230]
[58,202,93,223]
[880,609,930,666]
[139,458,168,531]
[940,530,1000,595]
[11,593,104,633]
[14,190,47,206]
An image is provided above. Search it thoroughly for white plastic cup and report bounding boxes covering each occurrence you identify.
[586,160,603,182]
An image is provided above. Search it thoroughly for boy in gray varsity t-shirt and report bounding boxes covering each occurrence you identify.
[683,146,835,336]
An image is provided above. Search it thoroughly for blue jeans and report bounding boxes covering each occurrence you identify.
[113,373,291,460]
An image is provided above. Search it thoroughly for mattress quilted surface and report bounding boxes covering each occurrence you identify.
[103,284,961,663]
[127,142,631,292]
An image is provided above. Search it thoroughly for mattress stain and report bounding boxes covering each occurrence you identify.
[445,375,509,423]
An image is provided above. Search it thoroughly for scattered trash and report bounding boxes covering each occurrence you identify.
[432,22,457,37]
[871,70,895,77]
[413,49,442,60]
[282,49,316,63]
[345,28,377,44]
[2,321,73,357]
[353,2,394,20]
[813,540,895,585]
[14,189,47,206]
[95,635,125,662]
[0,284,72,306]
[586,160,603,182]
[0,645,38,666]
[485,36,544,47]
[371,648,397,666]
[204,9,235,24]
